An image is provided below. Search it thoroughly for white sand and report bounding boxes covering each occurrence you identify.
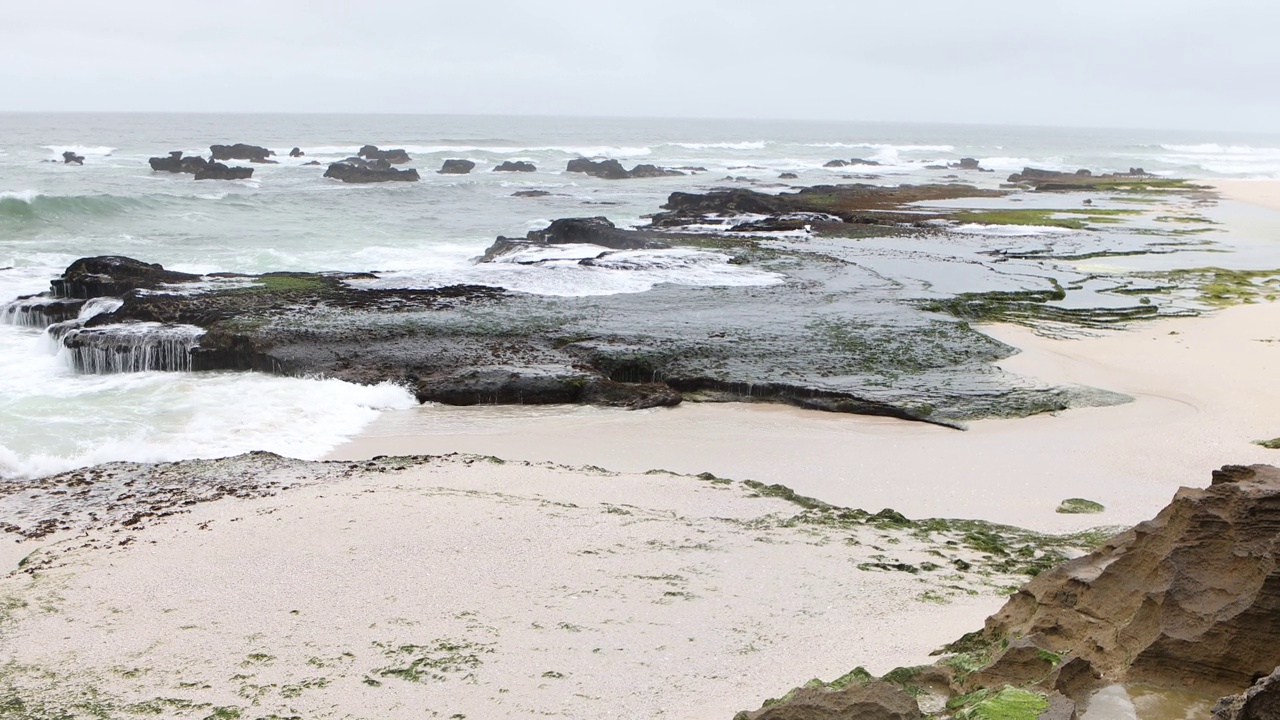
[1,456,1024,718]
[328,300,1280,534]
[1212,179,1280,212]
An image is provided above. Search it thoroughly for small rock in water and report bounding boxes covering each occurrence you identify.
[1056,497,1105,514]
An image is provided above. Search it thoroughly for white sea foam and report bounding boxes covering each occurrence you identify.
[806,143,956,153]
[950,223,1076,237]
[0,373,417,480]
[43,145,115,157]
[349,246,784,297]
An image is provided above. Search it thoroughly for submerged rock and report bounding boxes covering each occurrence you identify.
[324,158,420,183]
[438,159,476,175]
[494,160,536,172]
[209,143,273,162]
[61,151,84,165]
[148,151,209,174]
[194,162,253,181]
[479,216,670,262]
[628,164,685,178]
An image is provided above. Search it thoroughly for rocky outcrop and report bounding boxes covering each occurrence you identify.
[779,172,798,179]
[824,159,851,167]
[50,257,200,299]
[289,147,304,157]
[438,159,476,175]
[62,151,84,165]
[567,158,630,179]
[210,144,273,162]
[980,464,1280,695]
[358,145,411,164]
[494,160,536,172]
[736,678,922,720]
[1006,167,1156,190]
[194,163,254,181]
[479,217,670,262]
[148,151,209,174]
[324,158,420,183]
[512,189,551,197]
[1214,667,1280,720]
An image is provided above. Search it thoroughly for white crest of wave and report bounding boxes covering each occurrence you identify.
[671,141,768,150]
[43,145,115,156]
[806,142,956,152]
[0,189,42,203]
[1159,143,1280,156]
[302,144,654,158]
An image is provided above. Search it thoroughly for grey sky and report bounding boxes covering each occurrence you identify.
[2,0,1275,131]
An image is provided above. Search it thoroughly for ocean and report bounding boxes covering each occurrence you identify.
[2,113,1279,479]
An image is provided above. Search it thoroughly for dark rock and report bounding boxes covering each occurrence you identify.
[566,158,630,179]
[956,158,982,170]
[674,166,708,172]
[209,144,273,162]
[981,464,1280,695]
[628,164,685,178]
[302,160,321,166]
[778,172,798,179]
[823,159,851,167]
[194,163,253,181]
[61,151,85,165]
[850,158,882,166]
[148,151,209,174]
[50,257,200,299]
[249,157,278,165]
[413,367,681,409]
[736,679,922,720]
[730,212,837,233]
[1214,666,1280,720]
[494,161,536,172]
[512,190,552,197]
[357,145,411,164]
[438,159,476,175]
[324,158,420,184]
[289,147,304,157]
[1040,692,1078,720]
[480,216,669,262]
[965,636,1058,691]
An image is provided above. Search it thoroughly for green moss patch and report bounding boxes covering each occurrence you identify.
[1255,438,1280,449]
[955,686,1049,720]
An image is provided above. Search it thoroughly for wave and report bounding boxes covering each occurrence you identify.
[805,142,957,153]
[670,141,768,151]
[0,375,417,480]
[0,191,145,221]
[1158,143,1280,156]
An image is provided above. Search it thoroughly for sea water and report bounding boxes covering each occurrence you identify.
[2,113,1279,479]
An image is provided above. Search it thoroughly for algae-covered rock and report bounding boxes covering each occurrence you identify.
[735,676,921,720]
[1055,498,1105,514]
[953,687,1049,720]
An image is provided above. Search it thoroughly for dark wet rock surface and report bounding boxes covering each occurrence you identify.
[438,158,476,174]
[209,143,273,162]
[148,151,209,174]
[494,160,537,172]
[324,157,420,183]
[194,162,253,180]
[358,145,411,164]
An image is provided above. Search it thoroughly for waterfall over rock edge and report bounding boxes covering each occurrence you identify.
[57,322,206,373]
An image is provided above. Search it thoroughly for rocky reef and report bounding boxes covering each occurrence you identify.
[736,464,1280,719]
[494,160,537,172]
[358,145,411,164]
[566,158,686,179]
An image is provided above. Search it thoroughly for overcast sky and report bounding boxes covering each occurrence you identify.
[2,1,1275,132]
